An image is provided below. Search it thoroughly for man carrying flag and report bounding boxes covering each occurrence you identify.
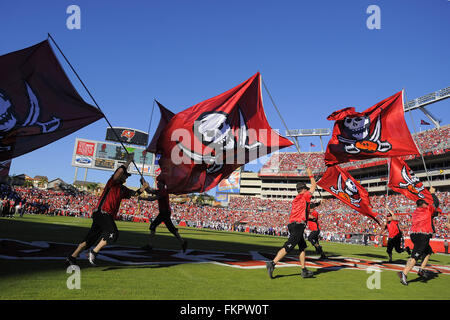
[266,168,316,279]
[139,179,188,253]
[307,200,327,259]
[381,209,411,262]
[397,186,442,285]
[66,154,150,267]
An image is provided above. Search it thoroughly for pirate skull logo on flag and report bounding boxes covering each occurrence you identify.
[337,115,391,154]
[0,82,61,152]
[176,105,262,174]
[325,91,420,167]
[330,173,362,207]
[397,166,426,198]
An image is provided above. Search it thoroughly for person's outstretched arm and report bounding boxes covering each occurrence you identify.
[306,168,317,194]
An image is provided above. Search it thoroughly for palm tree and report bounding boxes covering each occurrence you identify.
[38,177,48,188]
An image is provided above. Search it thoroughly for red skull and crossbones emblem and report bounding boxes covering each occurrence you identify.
[330,174,362,207]
[337,115,391,154]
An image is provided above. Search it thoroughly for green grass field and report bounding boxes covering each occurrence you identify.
[0,214,449,300]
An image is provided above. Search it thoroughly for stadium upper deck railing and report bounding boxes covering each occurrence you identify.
[404,86,450,111]
[260,125,450,176]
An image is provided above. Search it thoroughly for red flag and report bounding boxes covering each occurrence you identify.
[0,40,104,161]
[146,100,175,154]
[324,91,419,166]
[388,157,433,205]
[156,72,293,194]
[420,119,430,125]
[318,165,379,224]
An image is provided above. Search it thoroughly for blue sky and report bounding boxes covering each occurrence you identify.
[1,0,449,188]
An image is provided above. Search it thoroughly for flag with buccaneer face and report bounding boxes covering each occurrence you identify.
[317,165,380,224]
[155,72,293,194]
[0,40,104,161]
[324,91,419,166]
[388,157,433,205]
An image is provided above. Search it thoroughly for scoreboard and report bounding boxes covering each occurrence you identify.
[105,127,149,147]
[72,138,156,176]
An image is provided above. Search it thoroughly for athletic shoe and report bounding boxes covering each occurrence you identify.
[301,268,314,278]
[181,240,188,253]
[65,255,77,267]
[405,246,411,256]
[397,271,408,286]
[266,261,275,279]
[88,250,98,266]
[417,268,423,276]
[388,253,393,262]
[418,268,431,279]
[320,254,328,260]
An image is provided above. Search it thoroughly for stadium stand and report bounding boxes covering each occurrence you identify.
[0,126,448,249]
[0,185,447,240]
[260,124,450,176]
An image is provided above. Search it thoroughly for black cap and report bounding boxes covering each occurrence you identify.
[118,165,131,177]
[296,182,308,191]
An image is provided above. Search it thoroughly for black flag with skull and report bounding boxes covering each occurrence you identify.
[0,40,104,161]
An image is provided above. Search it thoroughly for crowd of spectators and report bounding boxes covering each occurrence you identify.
[1,184,447,241]
[414,125,450,152]
[261,125,450,175]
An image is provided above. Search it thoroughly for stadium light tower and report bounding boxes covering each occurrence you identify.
[285,128,331,152]
[404,86,449,129]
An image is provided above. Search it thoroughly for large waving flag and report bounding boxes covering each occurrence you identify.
[155,72,293,194]
[318,165,379,224]
[324,91,419,166]
[388,157,433,205]
[147,100,175,154]
[0,40,104,161]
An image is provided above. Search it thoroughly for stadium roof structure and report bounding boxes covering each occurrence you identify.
[285,128,331,152]
[404,86,449,129]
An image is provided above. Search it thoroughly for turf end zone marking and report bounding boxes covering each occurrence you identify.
[0,239,449,275]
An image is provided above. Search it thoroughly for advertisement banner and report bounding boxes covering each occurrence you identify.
[73,138,154,175]
[76,140,95,157]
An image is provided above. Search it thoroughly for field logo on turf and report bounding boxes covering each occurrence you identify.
[366,266,381,290]
[66,265,81,290]
[1,239,449,276]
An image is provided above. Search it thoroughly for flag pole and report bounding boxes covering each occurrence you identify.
[47,33,144,179]
[261,76,302,155]
[137,99,156,214]
[385,158,391,211]
[403,89,432,187]
[141,99,155,175]
[261,75,323,198]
